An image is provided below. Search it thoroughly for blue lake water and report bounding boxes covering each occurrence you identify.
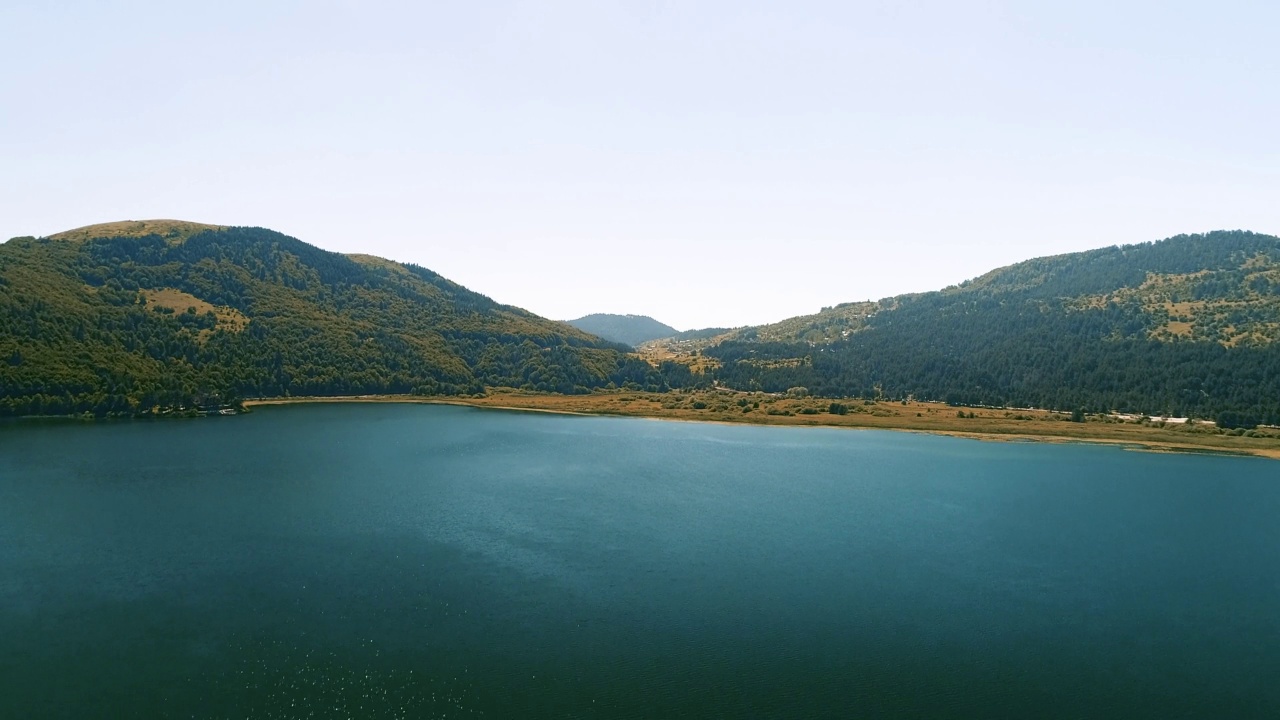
[1,403,1278,718]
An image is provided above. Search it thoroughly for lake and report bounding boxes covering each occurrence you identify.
[1,403,1278,718]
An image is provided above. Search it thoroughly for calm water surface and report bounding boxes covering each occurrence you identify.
[1,404,1278,718]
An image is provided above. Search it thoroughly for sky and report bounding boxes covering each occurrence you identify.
[2,1,1278,330]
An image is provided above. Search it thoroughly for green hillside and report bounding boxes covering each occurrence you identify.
[566,313,679,347]
[0,221,662,416]
[10,223,1280,426]
[726,301,881,344]
[704,231,1280,426]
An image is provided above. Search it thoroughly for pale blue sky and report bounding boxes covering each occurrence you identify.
[3,1,1277,329]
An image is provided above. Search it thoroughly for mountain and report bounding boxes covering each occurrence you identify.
[0,221,666,416]
[566,314,679,347]
[670,327,733,341]
[10,222,1280,427]
[699,230,1280,426]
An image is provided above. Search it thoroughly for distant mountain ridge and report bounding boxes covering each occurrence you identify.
[566,313,679,347]
[0,220,669,416]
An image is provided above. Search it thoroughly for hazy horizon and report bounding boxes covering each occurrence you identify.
[4,1,1277,329]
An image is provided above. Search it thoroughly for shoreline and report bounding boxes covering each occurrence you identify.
[242,392,1280,460]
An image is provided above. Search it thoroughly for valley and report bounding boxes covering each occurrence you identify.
[6,221,1280,435]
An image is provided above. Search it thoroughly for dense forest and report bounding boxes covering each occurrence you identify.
[6,223,1280,426]
[702,231,1280,427]
[0,221,674,417]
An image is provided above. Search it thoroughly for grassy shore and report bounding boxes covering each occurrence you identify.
[243,389,1280,460]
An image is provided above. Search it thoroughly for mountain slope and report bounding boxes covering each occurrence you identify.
[702,231,1280,425]
[566,314,679,347]
[0,221,662,416]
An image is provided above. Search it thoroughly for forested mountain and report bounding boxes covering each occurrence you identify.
[9,222,1280,426]
[0,221,666,416]
[670,327,733,341]
[701,231,1280,426]
[566,314,679,347]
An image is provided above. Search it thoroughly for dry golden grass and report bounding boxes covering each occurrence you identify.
[346,254,413,274]
[244,390,1280,460]
[636,340,724,372]
[1164,300,1207,314]
[141,288,248,333]
[50,220,223,244]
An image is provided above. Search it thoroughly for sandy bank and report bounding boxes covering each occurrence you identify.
[242,393,1280,460]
